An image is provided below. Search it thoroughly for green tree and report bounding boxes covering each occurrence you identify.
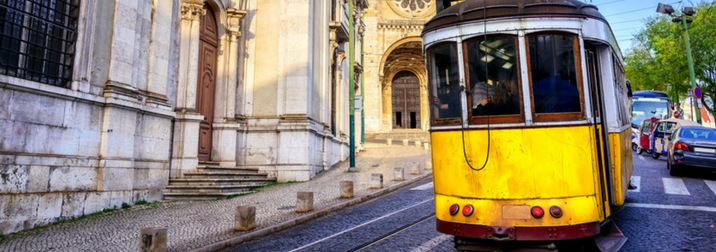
[624,1,716,114]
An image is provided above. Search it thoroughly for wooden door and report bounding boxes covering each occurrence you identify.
[197,5,218,161]
[391,71,421,129]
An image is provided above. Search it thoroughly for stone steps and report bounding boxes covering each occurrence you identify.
[364,130,430,143]
[164,162,276,200]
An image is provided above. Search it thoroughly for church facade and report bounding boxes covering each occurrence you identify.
[0,0,367,235]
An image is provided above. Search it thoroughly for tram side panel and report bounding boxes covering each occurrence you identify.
[430,125,608,228]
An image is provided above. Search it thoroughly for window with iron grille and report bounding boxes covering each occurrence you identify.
[0,0,79,88]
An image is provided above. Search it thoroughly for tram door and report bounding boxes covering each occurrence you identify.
[197,5,218,161]
[586,44,612,216]
[391,71,421,129]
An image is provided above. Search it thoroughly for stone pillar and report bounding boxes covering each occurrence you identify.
[394,168,404,181]
[423,142,430,151]
[415,141,421,148]
[296,192,314,212]
[403,139,409,146]
[340,181,354,198]
[140,227,167,252]
[235,206,256,231]
[386,138,392,146]
[371,173,383,189]
[171,0,205,178]
[424,159,432,170]
[177,0,204,111]
[411,162,421,175]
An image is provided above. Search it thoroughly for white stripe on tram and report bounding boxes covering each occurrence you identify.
[662,177,690,195]
[705,180,716,196]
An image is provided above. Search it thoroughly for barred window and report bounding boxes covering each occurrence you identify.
[0,0,79,87]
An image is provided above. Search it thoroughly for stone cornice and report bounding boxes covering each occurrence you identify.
[226,8,247,38]
[377,21,425,31]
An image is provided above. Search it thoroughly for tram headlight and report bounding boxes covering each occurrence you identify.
[449,204,460,216]
[550,206,563,218]
[462,204,474,217]
[531,206,544,219]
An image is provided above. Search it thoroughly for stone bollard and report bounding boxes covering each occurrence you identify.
[386,138,392,146]
[415,141,421,148]
[371,173,383,189]
[296,192,314,212]
[340,181,354,198]
[403,139,409,146]
[424,159,433,170]
[140,227,167,252]
[423,142,430,151]
[234,206,256,231]
[394,167,404,181]
[411,162,421,175]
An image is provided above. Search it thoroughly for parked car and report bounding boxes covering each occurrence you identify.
[667,126,716,176]
[635,117,659,154]
[649,118,701,159]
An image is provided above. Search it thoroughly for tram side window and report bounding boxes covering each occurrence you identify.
[466,37,520,118]
[429,43,461,119]
[528,34,581,114]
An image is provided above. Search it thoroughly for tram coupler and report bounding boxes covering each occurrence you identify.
[593,220,627,252]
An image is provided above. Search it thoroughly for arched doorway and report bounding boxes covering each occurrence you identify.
[197,4,218,161]
[391,71,421,129]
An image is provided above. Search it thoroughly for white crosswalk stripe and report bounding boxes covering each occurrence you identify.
[662,178,690,195]
[630,176,641,193]
[705,180,716,196]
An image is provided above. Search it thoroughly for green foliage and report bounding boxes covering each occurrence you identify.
[625,1,716,112]
[136,200,148,205]
[122,202,131,209]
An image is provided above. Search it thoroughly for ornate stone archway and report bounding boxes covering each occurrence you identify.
[379,39,427,131]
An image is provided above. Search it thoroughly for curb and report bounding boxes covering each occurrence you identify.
[190,172,433,252]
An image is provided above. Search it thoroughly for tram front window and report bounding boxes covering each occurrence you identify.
[428,43,460,120]
[528,34,581,116]
[466,36,521,119]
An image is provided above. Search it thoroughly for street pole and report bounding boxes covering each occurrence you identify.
[348,0,357,171]
[682,17,701,124]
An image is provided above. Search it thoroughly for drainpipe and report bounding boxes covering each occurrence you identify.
[348,0,356,171]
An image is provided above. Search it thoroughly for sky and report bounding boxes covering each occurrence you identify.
[584,0,712,54]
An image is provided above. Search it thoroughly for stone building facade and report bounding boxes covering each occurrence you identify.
[362,0,436,133]
[0,0,367,235]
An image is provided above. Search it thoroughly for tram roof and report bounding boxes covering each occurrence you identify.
[423,0,606,34]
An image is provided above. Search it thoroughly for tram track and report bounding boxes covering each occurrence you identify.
[287,198,435,252]
[349,213,436,252]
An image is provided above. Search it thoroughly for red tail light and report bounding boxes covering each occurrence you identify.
[674,142,689,151]
[531,206,544,219]
[462,204,474,217]
[550,206,563,218]
[449,204,459,216]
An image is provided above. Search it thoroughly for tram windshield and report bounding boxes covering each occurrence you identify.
[429,43,460,119]
[528,34,581,114]
[467,36,521,118]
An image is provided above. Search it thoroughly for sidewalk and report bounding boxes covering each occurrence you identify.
[0,144,432,252]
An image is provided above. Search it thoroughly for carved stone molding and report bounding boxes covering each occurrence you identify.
[226,8,247,38]
[181,2,205,21]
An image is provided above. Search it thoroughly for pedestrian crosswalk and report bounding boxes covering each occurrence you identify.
[629,176,716,196]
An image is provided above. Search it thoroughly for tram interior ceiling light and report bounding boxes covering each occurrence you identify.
[481,55,495,62]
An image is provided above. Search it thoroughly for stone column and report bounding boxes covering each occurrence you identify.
[171,0,205,178]
[212,8,246,167]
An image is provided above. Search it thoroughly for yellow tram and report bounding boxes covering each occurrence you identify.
[422,0,633,250]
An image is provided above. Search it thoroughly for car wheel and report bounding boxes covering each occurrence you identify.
[651,151,660,159]
[646,149,652,154]
[636,146,643,154]
[632,143,638,152]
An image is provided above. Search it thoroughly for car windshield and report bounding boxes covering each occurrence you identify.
[631,99,669,128]
[679,128,716,140]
